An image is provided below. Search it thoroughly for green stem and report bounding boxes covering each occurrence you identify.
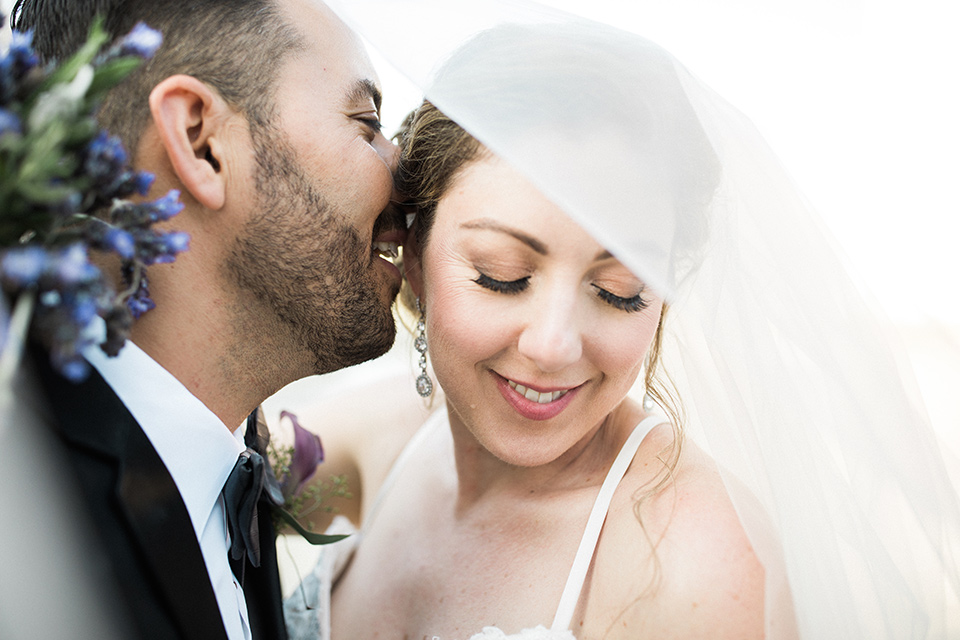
[116,262,143,303]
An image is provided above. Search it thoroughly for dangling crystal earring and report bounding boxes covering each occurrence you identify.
[414,298,433,397]
[642,390,656,412]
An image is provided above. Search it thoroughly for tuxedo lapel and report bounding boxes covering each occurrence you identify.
[31,345,229,640]
[116,413,231,640]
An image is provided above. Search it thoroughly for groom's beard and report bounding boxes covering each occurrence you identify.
[226,125,398,375]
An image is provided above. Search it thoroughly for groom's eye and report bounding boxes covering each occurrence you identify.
[473,271,530,294]
[355,115,383,141]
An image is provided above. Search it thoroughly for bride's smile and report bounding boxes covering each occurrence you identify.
[495,373,581,421]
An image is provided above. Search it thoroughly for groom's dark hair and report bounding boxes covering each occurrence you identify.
[11,0,304,156]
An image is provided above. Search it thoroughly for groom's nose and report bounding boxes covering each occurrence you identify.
[375,134,400,173]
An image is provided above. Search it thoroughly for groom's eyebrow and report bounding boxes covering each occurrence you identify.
[462,219,547,255]
[346,78,383,113]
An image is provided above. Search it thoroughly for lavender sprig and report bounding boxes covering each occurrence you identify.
[0,17,189,380]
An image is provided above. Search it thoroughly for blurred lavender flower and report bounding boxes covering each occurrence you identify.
[4,244,115,382]
[7,29,38,69]
[119,22,163,59]
[0,17,185,381]
[0,108,21,136]
[1,246,46,287]
[121,263,155,319]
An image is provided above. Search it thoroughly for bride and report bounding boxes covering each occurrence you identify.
[284,3,959,639]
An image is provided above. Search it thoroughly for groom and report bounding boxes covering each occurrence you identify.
[12,0,404,639]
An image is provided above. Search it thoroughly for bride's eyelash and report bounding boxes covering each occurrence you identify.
[474,272,529,294]
[593,285,649,312]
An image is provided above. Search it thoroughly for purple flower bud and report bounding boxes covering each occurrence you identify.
[57,355,90,383]
[0,108,22,136]
[122,267,156,319]
[132,171,155,196]
[1,246,48,287]
[85,131,127,184]
[120,22,163,59]
[150,190,185,221]
[162,231,190,254]
[126,289,155,318]
[104,228,136,260]
[53,244,98,285]
[8,30,38,68]
[70,296,99,325]
[279,410,325,498]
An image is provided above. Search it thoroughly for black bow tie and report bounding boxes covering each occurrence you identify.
[222,411,282,569]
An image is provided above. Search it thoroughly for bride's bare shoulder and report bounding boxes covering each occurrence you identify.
[587,426,767,639]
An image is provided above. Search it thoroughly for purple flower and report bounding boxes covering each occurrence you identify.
[279,410,325,498]
[1,246,48,287]
[104,227,136,259]
[0,108,22,136]
[54,353,90,383]
[120,22,163,59]
[121,265,155,319]
[53,244,99,285]
[85,131,128,186]
[69,295,99,325]
[131,171,155,196]
[8,30,38,69]
[126,292,155,318]
[150,189,185,222]
[161,231,190,254]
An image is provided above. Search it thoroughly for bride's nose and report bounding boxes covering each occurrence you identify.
[516,296,583,373]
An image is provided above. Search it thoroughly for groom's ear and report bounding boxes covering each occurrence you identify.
[148,75,235,210]
[403,229,424,298]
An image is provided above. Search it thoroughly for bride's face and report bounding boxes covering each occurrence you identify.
[415,155,663,467]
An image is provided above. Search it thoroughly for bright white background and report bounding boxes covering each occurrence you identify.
[370,0,960,327]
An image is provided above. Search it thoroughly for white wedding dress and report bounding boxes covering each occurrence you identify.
[284,411,665,640]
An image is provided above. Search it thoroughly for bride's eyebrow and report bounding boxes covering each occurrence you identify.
[594,249,613,261]
[460,218,547,255]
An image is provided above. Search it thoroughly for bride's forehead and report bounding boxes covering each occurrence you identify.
[440,156,601,245]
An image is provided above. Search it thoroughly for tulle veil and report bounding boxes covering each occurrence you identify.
[322,0,960,637]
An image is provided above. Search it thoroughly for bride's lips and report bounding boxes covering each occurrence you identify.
[494,373,582,421]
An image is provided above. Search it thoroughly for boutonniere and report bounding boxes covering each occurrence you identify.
[266,410,351,545]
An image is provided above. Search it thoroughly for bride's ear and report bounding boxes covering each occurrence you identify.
[148,75,234,210]
[403,229,424,298]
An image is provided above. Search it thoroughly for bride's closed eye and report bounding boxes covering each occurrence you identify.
[473,271,529,294]
[593,285,649,313]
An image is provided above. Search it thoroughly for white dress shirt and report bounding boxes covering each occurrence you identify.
[85,342,253,640]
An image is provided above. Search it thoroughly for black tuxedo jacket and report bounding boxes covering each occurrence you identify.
[29,345,288,640]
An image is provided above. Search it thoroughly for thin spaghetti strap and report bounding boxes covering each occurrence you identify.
[361,406,447,536]
[550,415,666,632]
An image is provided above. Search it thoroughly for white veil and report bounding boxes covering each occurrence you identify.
[323,0,960,637]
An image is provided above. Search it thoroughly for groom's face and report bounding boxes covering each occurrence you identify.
[226,0,404,374]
